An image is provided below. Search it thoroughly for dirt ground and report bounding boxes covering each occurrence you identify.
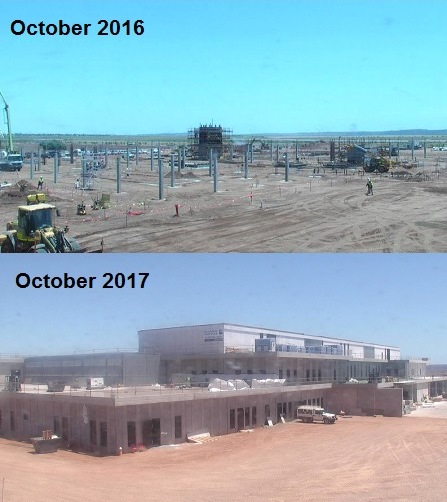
[1,148,447,252]
[1,405,447,501]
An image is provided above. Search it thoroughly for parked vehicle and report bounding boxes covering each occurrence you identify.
[296,405,337,424]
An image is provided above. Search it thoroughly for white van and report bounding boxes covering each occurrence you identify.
[297,405,337,424]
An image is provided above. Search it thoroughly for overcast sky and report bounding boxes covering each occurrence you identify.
[1,254,446,363]
[1,0,446,135]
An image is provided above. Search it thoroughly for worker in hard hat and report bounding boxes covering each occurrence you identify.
[366,177,373,196]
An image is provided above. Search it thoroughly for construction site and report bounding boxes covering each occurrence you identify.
[1,322,447,453]
[2,131,447,253]
[1,322,447,501]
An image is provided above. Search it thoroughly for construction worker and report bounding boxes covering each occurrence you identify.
[366,177,373,196]
[37,176,44,190]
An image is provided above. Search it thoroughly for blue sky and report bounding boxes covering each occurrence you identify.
[1,0,446,135]
[0,254,446,363]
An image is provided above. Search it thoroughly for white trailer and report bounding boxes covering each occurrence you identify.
[86,377,105,390]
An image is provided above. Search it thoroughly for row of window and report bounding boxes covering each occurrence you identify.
[26,358,122,368]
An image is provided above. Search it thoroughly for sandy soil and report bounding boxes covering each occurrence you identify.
[1,405,447,502]
[1,149,447,252]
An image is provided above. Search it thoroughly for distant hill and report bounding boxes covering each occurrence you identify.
[427,364,447,376]
[253,129,447,138]
[11,129,447,144]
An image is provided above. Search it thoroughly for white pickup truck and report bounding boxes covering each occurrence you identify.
[297,405,337,424]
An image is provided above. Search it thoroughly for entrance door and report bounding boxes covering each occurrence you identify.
[127,421,136,447]
[142,419,161,447]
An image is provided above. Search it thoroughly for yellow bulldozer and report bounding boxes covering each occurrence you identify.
[365,156,391,173]
[0,194,82,253]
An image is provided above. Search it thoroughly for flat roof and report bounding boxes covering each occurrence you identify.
[11,382,332,406]
[17,203,55,211]
[139,322,400,349]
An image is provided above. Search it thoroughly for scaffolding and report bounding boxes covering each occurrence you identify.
[188,124,232,160]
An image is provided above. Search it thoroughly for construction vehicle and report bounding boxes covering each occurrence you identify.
[0,91,23,172]
[0,194,82,253]
[365,156,391,173]
[91,193,110,210]
[77,201,87,215]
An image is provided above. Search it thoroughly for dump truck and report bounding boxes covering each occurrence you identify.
[297,405,337,424]
[0,194,82,253]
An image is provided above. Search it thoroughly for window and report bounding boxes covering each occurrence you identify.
[286,369,290,378]
[10,411,15,431]
[53,417,60,434]
[306,369,310,381]
[252,407,257,426]
[318,369,322,381]
[175,416,182,439]
[279,370,283,379]
[245,407,250,427]
[293,370,297,378]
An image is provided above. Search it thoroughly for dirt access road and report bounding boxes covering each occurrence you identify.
[1,412,447,501]
[1,150,447,252]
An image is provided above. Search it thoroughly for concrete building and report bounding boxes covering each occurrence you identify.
[0,380,405,455]
[23,352,159,387]
[1,323,445,455]
[138,323,403,385]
